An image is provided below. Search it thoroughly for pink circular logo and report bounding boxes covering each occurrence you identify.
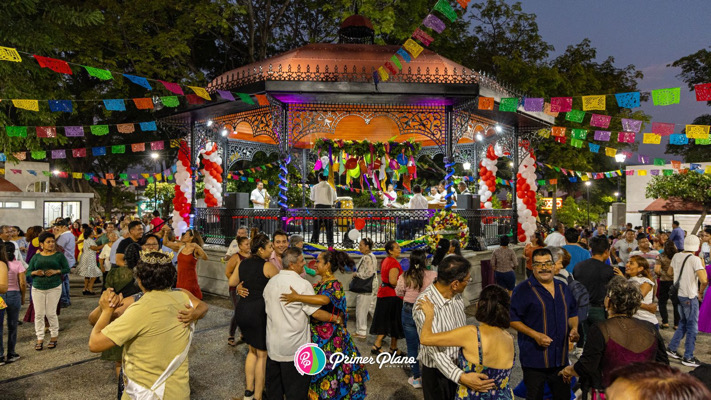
[294,343,326,376]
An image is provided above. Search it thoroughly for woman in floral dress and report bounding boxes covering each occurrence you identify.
[282,250,369,400]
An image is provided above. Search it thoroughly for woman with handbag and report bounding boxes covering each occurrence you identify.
[395,249,436,389]
[369,240,405,355]
[351,238,377,339]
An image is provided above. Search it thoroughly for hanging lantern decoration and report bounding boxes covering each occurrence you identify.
[515,145,538,243]
[199,141,223,208]
[478,144,499,209]
[172,139,192,235]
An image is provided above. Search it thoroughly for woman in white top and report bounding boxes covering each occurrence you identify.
[98,232,118,292]
[625,255,658,327]
[352,238,378,339]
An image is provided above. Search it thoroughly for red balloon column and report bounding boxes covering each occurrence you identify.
[200,142,223,208]
[172,140,192,235]
[477,145,498,209]
[515,146,538,243]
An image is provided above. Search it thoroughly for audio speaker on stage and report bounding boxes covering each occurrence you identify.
[457,194,480,209]
[225,192,250,209]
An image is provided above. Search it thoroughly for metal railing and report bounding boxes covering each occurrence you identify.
[195,207,514,249]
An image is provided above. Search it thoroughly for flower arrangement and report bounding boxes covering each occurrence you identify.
[425,210,469,250]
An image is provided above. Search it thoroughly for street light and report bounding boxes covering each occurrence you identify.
[585,181,592,228]
[463,162,471,170]
[614,153,626,202]
[151,152,160,211]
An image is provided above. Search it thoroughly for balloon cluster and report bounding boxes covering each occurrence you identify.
[200,142,224,208]
[172,140,192,235]
[346,218,367,243]
[478,144,503,209]
[516,147,539,243]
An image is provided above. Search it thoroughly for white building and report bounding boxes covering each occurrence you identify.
[624,161,711,232]
[1,161,93,228]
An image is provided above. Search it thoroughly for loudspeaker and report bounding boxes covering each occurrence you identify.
[457,193,472,209]
[225,192,250,209]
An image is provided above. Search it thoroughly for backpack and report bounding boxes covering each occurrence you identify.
[566,275,590,321]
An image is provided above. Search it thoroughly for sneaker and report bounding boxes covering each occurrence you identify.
[682,357,701,368]
[666,348,682,360]
[6,354,20,363]
[408,376,422,389]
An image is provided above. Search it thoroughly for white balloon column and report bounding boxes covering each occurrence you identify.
[515,146,539,243]
[172,140,192,236]
[200,142,224,208]
[478,144,504,209]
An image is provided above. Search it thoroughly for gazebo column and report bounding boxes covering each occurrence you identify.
[276,102,290,229]
[444,105,455,210]
[189,118,197,229]
[221,134,228,198]
[301,148,308,207]
[511,127,519,244]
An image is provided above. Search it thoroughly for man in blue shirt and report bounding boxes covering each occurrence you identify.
[53,219,76,307]
[563,228,591,274]
[669,221,685,251]
[511,248,579,400]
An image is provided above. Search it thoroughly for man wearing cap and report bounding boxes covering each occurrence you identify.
[53,219,76,307]
[667,234,708,368]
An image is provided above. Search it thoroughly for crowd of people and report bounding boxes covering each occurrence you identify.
[2,216,711,400]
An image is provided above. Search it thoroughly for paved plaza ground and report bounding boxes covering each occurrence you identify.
[0,274,708,399]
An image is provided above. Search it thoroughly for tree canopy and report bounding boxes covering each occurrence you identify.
[646,172,711,233]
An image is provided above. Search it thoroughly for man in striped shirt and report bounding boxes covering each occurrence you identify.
[414,255,496,399]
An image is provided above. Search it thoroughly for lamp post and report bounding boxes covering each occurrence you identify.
[585,181,591,228]
[151,152,159,211]
[614,153,626,201]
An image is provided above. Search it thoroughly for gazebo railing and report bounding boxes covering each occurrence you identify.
[195,207,513,249]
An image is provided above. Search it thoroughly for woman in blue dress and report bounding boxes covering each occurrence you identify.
[418,284,515,399]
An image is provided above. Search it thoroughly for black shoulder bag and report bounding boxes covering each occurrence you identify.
[349,255,376,294]
[669,255,691,303]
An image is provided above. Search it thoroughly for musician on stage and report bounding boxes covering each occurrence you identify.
[380,184,398,208]
[250,182,271,209]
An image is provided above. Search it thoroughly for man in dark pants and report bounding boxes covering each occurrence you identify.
[510,248,579,400]
[572,236,618,351]
[263,248,340,399]
[310,173,336,247]
[413,255,496,399]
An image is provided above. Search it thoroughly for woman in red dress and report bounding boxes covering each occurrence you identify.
[165,229,208,299]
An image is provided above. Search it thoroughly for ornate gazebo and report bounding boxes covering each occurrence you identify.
[163,15,553,248]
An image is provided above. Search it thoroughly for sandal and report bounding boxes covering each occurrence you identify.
[370,345,383,355]
[390,348,406,357]
[48,339,58,349]
[661,323,670,329]
[227,336,237,347]
[35,342,43,351]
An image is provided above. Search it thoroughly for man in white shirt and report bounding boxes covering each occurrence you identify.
[250,182,270,209]
[667,235,708,368]
[544,223,566,247]
[398,185,429,240]
[381,184,398,207]
[310,174,336,247]
[263,247,339,400]
[613,230,637,268]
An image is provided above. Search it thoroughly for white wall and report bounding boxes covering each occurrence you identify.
[4,161,50,192]
[0,192,93,228]
[625,161,711,232]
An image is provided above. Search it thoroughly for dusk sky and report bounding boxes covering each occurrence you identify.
[518,1,711,161]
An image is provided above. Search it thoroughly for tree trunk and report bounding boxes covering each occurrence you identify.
[691,204,709,235]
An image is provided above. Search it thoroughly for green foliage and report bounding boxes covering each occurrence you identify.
[646,173,711,206]
[142,182,177,217]
[352,191,383,208]
[555,196,604,228]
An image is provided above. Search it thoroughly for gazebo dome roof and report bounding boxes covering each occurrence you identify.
[340,14,373,30]
[208,42,488,91]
